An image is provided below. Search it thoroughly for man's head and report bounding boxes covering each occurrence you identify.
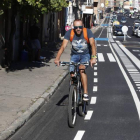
[73,19,83,36]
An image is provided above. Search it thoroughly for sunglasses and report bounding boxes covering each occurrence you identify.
[74,26,83,29]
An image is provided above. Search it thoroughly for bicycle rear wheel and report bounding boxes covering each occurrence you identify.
[68,85,77,128]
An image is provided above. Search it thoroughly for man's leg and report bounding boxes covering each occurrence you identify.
[79,65,88,94]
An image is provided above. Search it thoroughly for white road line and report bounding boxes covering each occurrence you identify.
[98,27,104,38]
[127,35,131,38]
[94,67,97,70]
[117,43,140,70]
[97,44,101,46]
[135,82,140,83]
[84,111,93,120]
[90,97,97,104]
[136,84,140,86]
[132,50,140,52]
[107,53,116,62]
[138,87,140,89]
[109,42,140,120]
[94,78,98,83]
[128,69,138,72]
[94,72,97,76]
[74,131,85,140]
[98,53,105,62]
[113,36,116,38]
[129,72,139,74]
[93,86,98,91]
[104,45,108,46]
[94,63,97,66]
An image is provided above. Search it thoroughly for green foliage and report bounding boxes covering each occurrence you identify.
[0,0,68,18]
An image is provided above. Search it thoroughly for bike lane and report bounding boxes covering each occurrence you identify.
[9,15,140,140]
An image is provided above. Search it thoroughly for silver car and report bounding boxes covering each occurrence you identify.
[136,26,140,37]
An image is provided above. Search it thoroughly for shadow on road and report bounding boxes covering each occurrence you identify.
[56,94,69,106]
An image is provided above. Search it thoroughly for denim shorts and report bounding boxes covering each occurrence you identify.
[70,54,90,72]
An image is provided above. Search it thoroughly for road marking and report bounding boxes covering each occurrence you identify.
[107,53,116,62]
[94,72,97,76]
[113,36,116,38]
[127,35,131,38]
[93,86,98,91]
[97,44,101,46]
[138,87,140,89]
[117,43,140,70]
[132,50,140,52]
[136,84,140,86]
[74,131,85,140]
[94,78,98,83]
[128,69,138,72]
[104,45,108,46]
[98,53,105,62]
[94,67,97,70]
[135,82,140,83]
[95,38,108,41]
[84,111,93,120]
[95,63,97,65]
[129,72,139,74]
[90,97,97,104]
[110,42,140,120]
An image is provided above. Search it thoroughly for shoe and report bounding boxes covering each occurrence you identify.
[83,94,89,101]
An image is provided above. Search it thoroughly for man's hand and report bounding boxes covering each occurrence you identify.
[90,58,96,68]
[54,59,60,66]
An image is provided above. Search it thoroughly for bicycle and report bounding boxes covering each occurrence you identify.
[60,61,89,128]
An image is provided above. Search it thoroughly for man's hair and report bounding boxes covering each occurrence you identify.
[73,19,83,25]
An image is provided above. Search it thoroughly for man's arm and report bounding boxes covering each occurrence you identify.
[89,38,96,68]
[54,39,69,66]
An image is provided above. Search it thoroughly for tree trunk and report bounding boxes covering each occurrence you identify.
[8,4,17,61]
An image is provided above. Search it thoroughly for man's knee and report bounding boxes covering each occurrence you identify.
[79,65,85,70]
[79,65,86,74]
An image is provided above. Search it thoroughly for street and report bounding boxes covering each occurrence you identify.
[8,14,140,140]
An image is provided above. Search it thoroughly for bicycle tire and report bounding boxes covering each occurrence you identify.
[78,80,87,116]
[68,85,77,128]
[78,89,86,117]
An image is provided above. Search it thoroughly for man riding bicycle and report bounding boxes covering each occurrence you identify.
[54,19,96,101]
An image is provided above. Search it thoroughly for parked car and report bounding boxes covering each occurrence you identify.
[136,26,140,37]
[137,15,140,20]
[133,8,138,13]
[113,25,123,36]
[121,17,127,23]
[132,21,140,35]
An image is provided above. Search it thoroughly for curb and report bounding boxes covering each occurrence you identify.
[91,15,107,34]
[0,71,69,140]
[0,15,107,140]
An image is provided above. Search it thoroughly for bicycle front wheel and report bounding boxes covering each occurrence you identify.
[68,85,77,128]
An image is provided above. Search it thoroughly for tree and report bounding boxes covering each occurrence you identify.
[0,0,68,62]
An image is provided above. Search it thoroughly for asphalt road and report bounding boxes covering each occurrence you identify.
[9,14,140,140]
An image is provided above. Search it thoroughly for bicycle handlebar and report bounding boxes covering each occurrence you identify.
[60,61,89,66]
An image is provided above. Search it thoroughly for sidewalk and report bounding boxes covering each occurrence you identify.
[0,42,71,140]
[0,16,106,140]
